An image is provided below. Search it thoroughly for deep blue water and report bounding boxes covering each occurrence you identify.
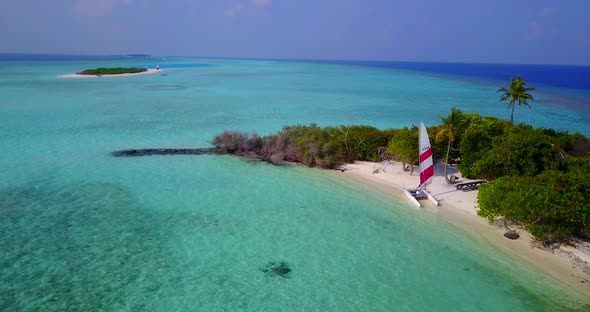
[301,59,590,91]
[3,53,590,90]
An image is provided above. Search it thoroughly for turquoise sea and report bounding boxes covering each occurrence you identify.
[1,56,590,311]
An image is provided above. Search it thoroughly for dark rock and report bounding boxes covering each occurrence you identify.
[260,261,291,278]
[273,266,291,275]
[111,148,218,157]
[504,231,520,240]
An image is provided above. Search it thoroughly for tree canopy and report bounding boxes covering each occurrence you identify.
[435,108,464,183]
[497,76,535,124]
[387,126,419,173]
[478,164,590,241]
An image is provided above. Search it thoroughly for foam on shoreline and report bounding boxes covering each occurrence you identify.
[58,69,161,78]
[337,160,590,298]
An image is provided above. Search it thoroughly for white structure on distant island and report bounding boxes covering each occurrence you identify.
[156,65,160,71]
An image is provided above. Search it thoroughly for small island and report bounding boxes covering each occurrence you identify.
[59,66,161,78]
[78,67,147,76]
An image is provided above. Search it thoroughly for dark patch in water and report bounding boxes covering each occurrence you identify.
[0,182,234,310]
[0,183,169,310]
[260,261,291,278]
[547,112,568,117]
[111,147,218,157]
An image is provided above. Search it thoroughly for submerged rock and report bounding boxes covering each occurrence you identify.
[504,231,520,240]
[111,148,218,157]
[260,261,291,278]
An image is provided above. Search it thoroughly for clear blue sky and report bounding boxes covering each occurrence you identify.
[1,0,589,65]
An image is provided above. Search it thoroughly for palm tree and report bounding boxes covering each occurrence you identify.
[497,76,535,125]
[435,108,463,184]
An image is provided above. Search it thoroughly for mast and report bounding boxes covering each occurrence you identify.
[419,122,434,191]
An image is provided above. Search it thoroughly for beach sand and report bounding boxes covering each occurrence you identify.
[58,69,161,78]
[338,160,590,298]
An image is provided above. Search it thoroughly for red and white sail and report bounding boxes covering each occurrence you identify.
[418,122,434,190]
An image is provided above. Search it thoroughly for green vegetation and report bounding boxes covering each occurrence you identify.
[435,108,463,184]
[458,115,508,178]
[478,164,590,243]
[433,104,589,243]
[497,76,535,124]
[212,124,393,169]
[386,126,418,173]
[474,126,590,243]
[477,127,561,179]
[78,67,147,75]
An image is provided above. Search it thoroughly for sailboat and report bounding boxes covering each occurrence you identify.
[403,122,440,207]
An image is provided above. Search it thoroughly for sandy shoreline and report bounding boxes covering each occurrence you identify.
[58,69,161,78]
[338,160,590,298]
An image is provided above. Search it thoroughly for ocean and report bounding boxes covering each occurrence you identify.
[1,54,589,311]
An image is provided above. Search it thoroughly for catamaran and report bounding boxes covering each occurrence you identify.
[403,122,440,207]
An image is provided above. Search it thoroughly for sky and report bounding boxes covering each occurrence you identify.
[0,0,589,65]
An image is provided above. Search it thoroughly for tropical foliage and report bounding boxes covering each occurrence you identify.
[466,125,562,180]
[458,115,508,178]
[386,127,419,173]
[435,108,464,183]
[497,76,535,124]
[212,124,392,169]
[457,116,590,242]
[478,163,590,242]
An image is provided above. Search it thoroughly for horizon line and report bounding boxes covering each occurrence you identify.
[1,52,589,67]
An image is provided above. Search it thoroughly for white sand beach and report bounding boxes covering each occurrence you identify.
[338,160,590,297]
[59,69,161,78]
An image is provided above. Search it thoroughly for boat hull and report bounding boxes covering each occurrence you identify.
[403,189,422,207]
[402,188,440,207]
[425,190,440,206]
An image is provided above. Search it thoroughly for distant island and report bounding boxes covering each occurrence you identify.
[126,54,151,57]
[78,67,148,76]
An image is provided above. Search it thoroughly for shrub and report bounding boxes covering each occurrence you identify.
[213,124,393,168]
[387,126,418,171]
[478,166,590,241]
[468,126,561,180]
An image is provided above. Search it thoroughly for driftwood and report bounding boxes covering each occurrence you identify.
[377,146,394,171]
[403,162,415,175]
[377,146,393,163]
